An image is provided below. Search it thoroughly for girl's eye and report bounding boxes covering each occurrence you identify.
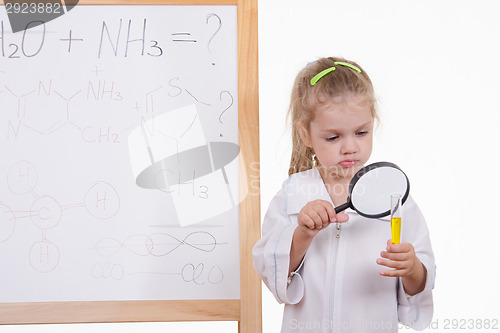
[326,136,339,142]
[356,131,368,136]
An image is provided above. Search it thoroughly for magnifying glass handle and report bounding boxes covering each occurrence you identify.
[334,202,350,214]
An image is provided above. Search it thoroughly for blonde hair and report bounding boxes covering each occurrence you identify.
[287,57,378,176]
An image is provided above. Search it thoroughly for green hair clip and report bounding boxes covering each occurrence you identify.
[310,62,362,86]
[310,67,336,86]
[334,61,362,73]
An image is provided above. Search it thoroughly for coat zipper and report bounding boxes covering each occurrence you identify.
[329,223,342,332]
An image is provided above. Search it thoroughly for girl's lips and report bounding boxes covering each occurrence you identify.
[339,160,358,168]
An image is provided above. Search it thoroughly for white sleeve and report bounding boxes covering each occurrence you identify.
[397,196,436,330]
[252,179,304,305]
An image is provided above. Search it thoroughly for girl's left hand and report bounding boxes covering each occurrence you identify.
[377,239,421,278]
[377,239,427,295]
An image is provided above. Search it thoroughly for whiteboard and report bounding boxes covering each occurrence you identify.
[0,5,241,302]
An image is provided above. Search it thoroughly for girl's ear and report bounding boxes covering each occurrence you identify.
[297,122,313,148]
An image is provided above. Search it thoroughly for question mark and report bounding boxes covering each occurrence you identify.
[218,91,234,137]
[206,13,222,65]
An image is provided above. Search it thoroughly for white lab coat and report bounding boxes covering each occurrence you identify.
[253,167,435,332]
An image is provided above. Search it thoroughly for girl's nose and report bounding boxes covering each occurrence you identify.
[340,136,358,155]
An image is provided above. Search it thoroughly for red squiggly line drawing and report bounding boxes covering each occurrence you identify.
[93,231,224,257]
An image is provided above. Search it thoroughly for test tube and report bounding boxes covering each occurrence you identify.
[391,194,402,244]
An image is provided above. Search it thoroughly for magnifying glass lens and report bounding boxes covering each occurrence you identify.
[351,167,408,217]
[334,162,410,219]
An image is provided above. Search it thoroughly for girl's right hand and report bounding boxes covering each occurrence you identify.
[297,200,349,237]
[289,200,349,274]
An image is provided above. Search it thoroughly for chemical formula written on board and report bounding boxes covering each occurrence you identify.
[0,13,222,60]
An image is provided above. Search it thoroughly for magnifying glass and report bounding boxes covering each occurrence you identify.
[334,162,410,218]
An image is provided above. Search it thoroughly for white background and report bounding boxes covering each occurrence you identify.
[4,0,500,332]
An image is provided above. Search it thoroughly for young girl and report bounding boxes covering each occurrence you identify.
[253,57,435,332]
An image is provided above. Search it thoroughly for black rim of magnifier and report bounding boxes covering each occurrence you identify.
[342,161,410,219]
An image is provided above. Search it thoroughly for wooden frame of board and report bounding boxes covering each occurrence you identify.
[0,0,261,332]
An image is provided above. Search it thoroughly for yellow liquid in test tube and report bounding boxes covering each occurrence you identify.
[391,217,401,244]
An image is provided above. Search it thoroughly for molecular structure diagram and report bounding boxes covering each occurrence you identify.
[1,70,213,145]
[2,74,127,143]
[0,160,120,273]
